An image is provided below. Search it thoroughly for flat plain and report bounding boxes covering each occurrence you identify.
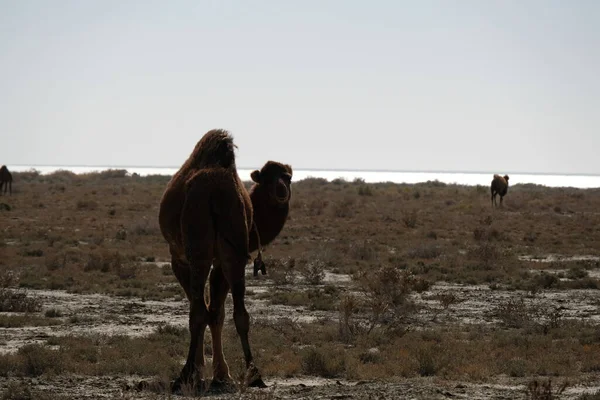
[1,169,600,399]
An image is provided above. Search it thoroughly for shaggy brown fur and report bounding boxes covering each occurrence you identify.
[491,174,509,208]
[157,129,292,393]
[0,165,12,196]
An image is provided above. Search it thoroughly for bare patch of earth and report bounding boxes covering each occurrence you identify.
[519,254,600,263]
[2,274,600,351]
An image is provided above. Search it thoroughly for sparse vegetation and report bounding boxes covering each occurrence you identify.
[1,171,600,398]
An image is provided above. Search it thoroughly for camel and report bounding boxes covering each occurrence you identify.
[157,129,292,393]
[0,165,12,195]
[491,174,509,208]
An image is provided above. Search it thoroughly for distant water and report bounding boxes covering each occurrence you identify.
[8,165,600,189]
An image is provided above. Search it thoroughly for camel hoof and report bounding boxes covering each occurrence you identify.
[245,365,267,388]
[248,377,268,388]
[208,379,237,393]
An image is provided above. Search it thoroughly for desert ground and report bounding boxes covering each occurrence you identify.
[1,169,600,399]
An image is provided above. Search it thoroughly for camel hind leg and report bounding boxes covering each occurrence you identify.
[173,183,219,393]
[207,260,232,385]
[219,249,266,388]
[171,257,212,393]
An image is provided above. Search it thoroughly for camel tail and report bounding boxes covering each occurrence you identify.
[189,129,237,170]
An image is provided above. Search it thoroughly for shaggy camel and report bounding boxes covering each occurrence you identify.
[491,174,509,207]
[157,129,292,392]
[0,165,12,195]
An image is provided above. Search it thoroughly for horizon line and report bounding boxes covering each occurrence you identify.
[7,163,600,178]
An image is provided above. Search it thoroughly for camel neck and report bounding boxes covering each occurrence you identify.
[248,187,289,252]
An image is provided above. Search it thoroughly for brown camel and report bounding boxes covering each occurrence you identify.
[0,165,12,196]
[157,129,292,393]
[491,174,509,208]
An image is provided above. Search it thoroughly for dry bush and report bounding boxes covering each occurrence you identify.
[84,251,123,273]
[357,185,373,196]
[330,197,355,218]
[300,259,326,285]
[402,209,418,228]
[0,290,43,313]
[300,345,346,378]
[491,297,533,329]
[0,270,18,288]
[413,342,450,377]
[354,265,417,335]
[0,271,42,313]
[306,198,328,216]
[267,256,296,286]
[526,378,568,400]
[76,199,98,210]
[1,381,60,400]
[338,294,360,343]
[349,240,378,261]
[407,243,442,259]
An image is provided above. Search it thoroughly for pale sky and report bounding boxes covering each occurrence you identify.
[1,0,599,174]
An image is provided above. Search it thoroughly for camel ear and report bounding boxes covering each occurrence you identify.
[251,170,261,183]
[285,164,293,176]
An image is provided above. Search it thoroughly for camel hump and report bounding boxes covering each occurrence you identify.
[189,129,237,170]
[183,169,250,260]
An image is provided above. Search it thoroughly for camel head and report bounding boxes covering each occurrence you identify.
[504,175,510,182]
[250,161,293,207]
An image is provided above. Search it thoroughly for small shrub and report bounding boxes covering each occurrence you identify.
[567,266,589,279]
[358,185,373,196]
[331,197,354,218]
[22,249,44,257]
[0,271,18,288]
[349,240,378,261]
[268,257,296,286]
[358,348,381,364]
[300,259,326,285]
[491,297,537,329]
[76,200,98,210]
[0,289,42,312]
[407,244,442,259]
[115,227,127,240]
[506,358,527,377]
[355,265,417,335]
[300,346,345,378]
[44,308,63,318]
[402,210,418,228]
[338,295,360,343]
[526,378,568,400]
[18,344,64,376]
[414,343,447,376]
[1,381,58,400]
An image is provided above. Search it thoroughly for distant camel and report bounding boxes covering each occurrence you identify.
[491,174,509,207]
[157,129,292,392]
[0,165,12,195]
